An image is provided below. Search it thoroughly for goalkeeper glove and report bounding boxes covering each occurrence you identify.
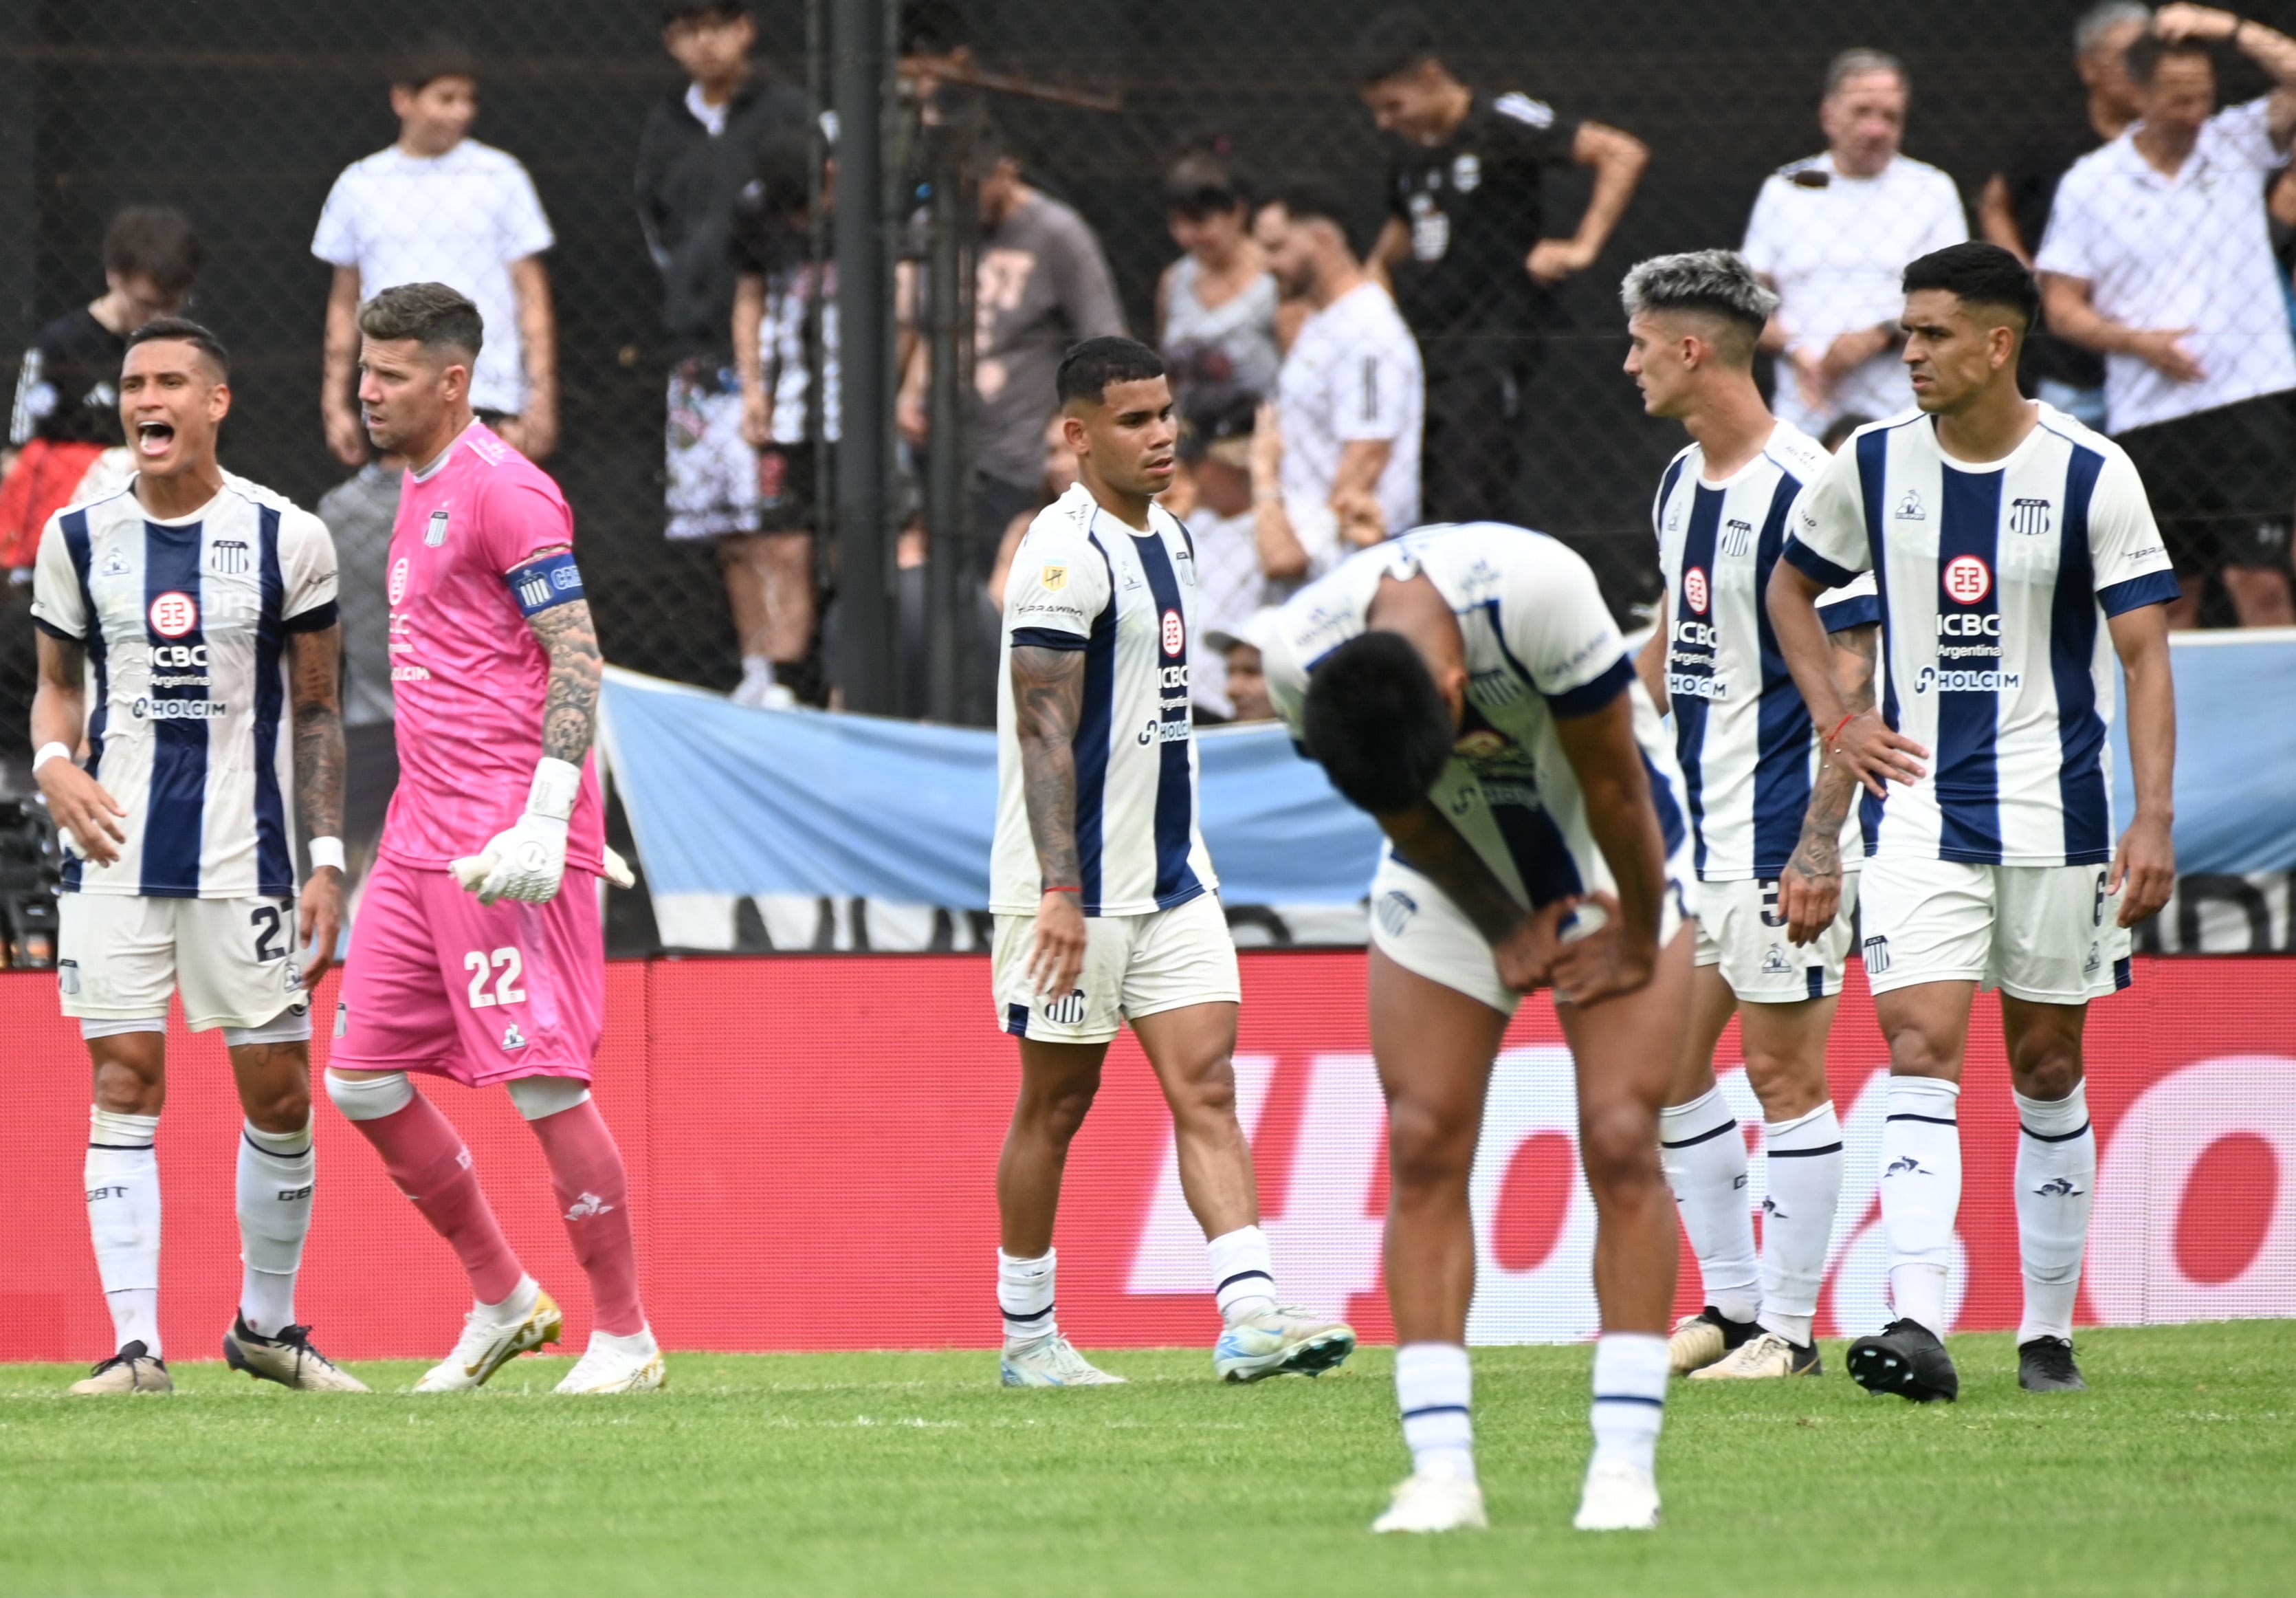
[452,758,580,906]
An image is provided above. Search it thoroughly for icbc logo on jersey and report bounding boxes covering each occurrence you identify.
[1160,607,1184,658]
[147,591,198,638]
[388,556,410,605]
[1684,567,1710,615]
[1943,554,1991,604]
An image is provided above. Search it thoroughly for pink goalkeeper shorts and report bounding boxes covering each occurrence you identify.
[333,852,604,1086]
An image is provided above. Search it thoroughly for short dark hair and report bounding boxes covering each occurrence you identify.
[1902,241,2040,332]
[102,206,202,295]
[124,316,230,380]
[1353,8,1441,85]
[1165,151,1247,223]
[1302,631,1455,816]
[2125,31,2213,87]
[1259,183,1365,259]
[661,1,749,23]
[1056,337,1166,408]
[357,281,486,362]
[394,32,476,90]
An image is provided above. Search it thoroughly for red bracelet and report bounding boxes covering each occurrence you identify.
[1043,884,1081,894]
[1824,712,1857,751]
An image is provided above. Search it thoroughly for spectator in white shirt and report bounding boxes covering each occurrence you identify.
[1743,49,1969,437]
[2039,5,2296,627]
[1250,185,1425,583]
[1173,385,1272,720]
[313,38,558,464]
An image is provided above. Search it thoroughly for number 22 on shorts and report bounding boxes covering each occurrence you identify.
[463,947,527,1008]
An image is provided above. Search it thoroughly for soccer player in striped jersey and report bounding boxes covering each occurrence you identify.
[1264,522,1696,1535]
[1769,243,2177,1401]
[31,318,365,1394]
[989,336,1355,1388]
[1621,251,1879,1382]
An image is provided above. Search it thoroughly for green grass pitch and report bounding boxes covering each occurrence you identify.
[2,1322,2288,1597]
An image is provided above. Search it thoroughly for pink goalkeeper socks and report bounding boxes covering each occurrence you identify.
[527,1099,645,1336]
[349,1092,525,1305]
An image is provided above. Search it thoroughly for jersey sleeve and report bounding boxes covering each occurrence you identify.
[2088,447,2179,615]
[1330,320,1420,444]
[1815,569,1881,631]
[310,169,362,268]
[1781,444,1873,587]
[2033,164,2101,281]
[1502,543,1633,718]
[278,507,342,633]
[1048,214,1127,342]
[475,475,576,573]
[2214,96,2284,170]
[1740,176,1789,279]
[28,512,85,639]
[1915,168,1972,255]
[1003,517,1111,650]
[1489,91,1580,163]
[500,157,556,261]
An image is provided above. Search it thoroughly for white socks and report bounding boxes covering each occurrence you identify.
[1205,1225,1277,1324]
[2015,1082,2095,1344]
[997,1248,1057,1346]
[1659,1087,1758,1324]
[1395,1342,1475,1483]
[1590,1333,1668,1475]
[85,1107,163,1357]
[1879,1076,1962,1337]
[236,1119,316,1337]
[1759,1102,1844,1348]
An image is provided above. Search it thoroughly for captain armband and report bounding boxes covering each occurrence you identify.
[505,549,586,617]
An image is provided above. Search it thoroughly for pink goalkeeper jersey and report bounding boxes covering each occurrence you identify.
[379,422,605,874]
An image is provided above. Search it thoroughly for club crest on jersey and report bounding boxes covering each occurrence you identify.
[1451,153,1481,193]
[1041,564,1067,592]
[1721,517,1754,558]
[207,539,250,576]
[1895,488,1926,521]
[388,556,410,605]
[148,591,197,637]
[1943,554,1991,604]
[1161,607,1184,657]
[425,509,450,547]
[1683,567,1710,615]
[2009,497,2052,536]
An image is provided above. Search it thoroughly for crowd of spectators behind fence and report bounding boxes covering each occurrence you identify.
[5,0,2296,750]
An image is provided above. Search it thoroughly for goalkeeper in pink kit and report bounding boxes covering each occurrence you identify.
[327,283,661,1393]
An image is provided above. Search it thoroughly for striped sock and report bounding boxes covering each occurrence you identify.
[1591,1333,1668,1474]
[1395,1342,1475,1482]
[998,1248,1057,1346]
[1206,1225,1277,1324]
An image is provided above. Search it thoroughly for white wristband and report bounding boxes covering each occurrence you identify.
[526,756,583,824]
[32,742,72,773]
[307,836,346,873]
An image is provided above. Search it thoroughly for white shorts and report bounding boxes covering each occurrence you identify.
[991,891,1240,1045]
[1693,873,1861,1003]
[58,893,311,1031]
[1368,857,1690,1016]
[665,361,760,541]
[1857,856,2131,1005]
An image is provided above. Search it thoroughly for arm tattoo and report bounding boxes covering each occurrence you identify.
[287,626,346,840]
[1788,624,1880,882]
[1011,644,1084,890]
[529,600,604,765]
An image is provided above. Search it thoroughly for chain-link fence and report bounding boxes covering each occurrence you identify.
[5,0,2295,758]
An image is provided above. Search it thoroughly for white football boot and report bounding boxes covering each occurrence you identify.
[223,1317,370,1391]
[68,1342,173,1395]
[412,1278,562,1392]
[1000,1332,1126,1387]
[555,1326,667,1394]
[1690,1330,1820,1381]
[1573,1459,1662,1531]
[1371,1472,1488,1534]
[1212,1306,1358,1383]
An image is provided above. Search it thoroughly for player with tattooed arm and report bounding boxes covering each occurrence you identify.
[327,283,661,1394]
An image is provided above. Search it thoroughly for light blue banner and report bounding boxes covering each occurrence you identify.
[602,630,2296,912]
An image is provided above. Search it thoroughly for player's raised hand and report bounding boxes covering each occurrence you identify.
[1829,708,1928,799]
[452,812,570,906]
[36,759,127,866]
[1545,890,1658,1007]
[299,861,344,986]
[1026,888,1088,1007]
[2110,811,2176,929]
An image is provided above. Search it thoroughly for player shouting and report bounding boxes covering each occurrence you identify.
[1622,250,1878,1381]
[990,336,1354,1387]
[1769,243,2176,1400]
[1265,522,1696,1533]
[32,318,364,1394]
[326,283,661,1394]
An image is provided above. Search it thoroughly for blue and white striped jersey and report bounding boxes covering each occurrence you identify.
[992,483,1219,917]
[31,477,339,899]
[1654,421,1879,882]
[1782,405,2177,866]
[1263,523,1690,914]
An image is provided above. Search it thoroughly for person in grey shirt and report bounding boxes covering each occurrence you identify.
[316,459,404,875]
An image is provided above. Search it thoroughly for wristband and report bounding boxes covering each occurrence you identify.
[1043,884,1081,894]
[1824,712,1857,752]
[307,836,346,873]
[32,742,71,773]
[527,756,583,823]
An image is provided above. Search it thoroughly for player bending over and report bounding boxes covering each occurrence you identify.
[1265,522,1696,1533]
[1622,250,1879,1380]
[1768,242,2176,1399]
[33,318,363,1394]
[326,283,661,1394]
[989,336,1354,1387]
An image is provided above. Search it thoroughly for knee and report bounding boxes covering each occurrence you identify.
[1886,1027,1959,1082]
[91,1060,162,1117]
[2011,1041,2084,1102]
[1024,1079,1100,1146]
[246,1083,313,1135]
[1578,1101,1663,1196]
[1167,1055,1239,1128]
[1386,1097,1475,1195]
